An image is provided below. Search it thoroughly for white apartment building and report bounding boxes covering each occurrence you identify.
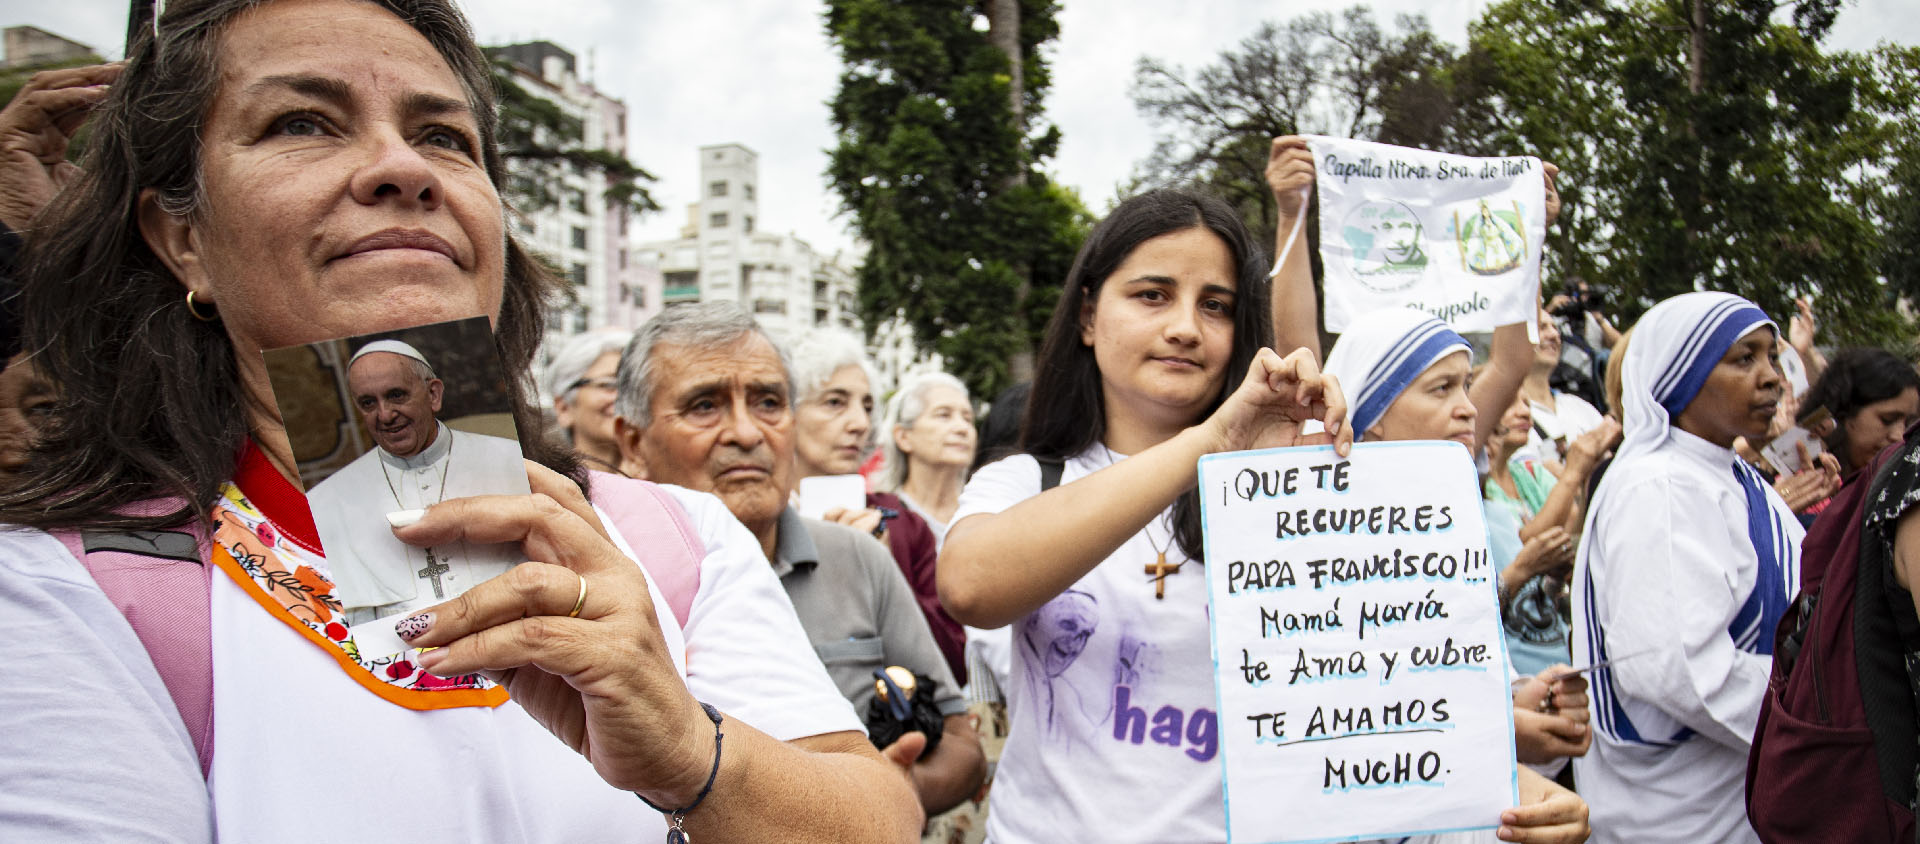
[488,41,659,349]
[636,144,862,340]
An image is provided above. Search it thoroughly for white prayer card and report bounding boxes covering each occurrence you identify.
[263,315,535,658]
[797,474,868,520]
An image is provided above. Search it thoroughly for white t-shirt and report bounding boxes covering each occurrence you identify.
[1515,392,1605,466]
[956,449,1225,843]
[4,483,860,843]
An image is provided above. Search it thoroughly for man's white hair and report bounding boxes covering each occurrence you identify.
[614,302,791,428]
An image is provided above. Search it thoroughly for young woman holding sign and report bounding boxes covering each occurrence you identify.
[938,188,1589,843]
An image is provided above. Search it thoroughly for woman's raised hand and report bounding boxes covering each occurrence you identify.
[388,462,716,806]
[1266,136,1315,219]
[1207,347,1352,457]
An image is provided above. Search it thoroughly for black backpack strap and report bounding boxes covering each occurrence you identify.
[1038,458,1064,493]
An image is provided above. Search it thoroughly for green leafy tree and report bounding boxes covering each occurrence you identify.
[486,56,660,219]
[1453,0,1907,345]
[1131,0,1913,346]
[825,0,1092,401]
[1131,8,1451,243]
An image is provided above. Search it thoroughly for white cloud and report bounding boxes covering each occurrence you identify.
[7,0,1914,257]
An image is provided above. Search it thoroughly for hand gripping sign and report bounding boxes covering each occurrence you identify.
[1305,136,1546,336]
[1201,441,1518,844]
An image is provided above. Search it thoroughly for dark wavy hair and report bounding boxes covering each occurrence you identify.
[0,0,577,531]
[1803,347,1920,473]
[1020,188,1272,562]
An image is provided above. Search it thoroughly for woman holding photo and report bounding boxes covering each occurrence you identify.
[0,1,919,841]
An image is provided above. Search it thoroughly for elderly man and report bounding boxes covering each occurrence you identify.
[307,340,526,651]
[612,302,987,815]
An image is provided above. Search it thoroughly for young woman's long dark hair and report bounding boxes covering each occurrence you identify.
[0,0,577,532]
[1020,188,1272,562]
[1803,347,1920,473]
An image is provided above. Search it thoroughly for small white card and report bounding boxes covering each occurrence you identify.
[797,474,867,520]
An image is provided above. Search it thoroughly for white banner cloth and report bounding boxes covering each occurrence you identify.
[1306,136,1546,334]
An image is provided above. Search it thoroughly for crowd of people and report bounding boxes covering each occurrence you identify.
[2,1,1917,843]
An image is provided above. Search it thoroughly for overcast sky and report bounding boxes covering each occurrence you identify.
[9,0,1915,257]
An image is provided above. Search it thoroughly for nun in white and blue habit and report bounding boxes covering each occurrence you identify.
[1570,291,1799,844]
[1322,307,1472,441]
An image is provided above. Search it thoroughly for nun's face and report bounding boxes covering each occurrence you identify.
[1674,327,1783,449]
[1369,351,1476,449]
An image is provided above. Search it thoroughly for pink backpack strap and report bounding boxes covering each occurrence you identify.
[587,471,704,627]
[51,507,217,778]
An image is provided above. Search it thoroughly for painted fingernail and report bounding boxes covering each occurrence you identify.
[395,612,434,642]
[387,509,426,528]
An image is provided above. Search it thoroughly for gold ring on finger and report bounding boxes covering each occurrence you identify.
[568,574,589,619]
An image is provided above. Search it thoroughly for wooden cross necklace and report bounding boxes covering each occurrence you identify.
[1143,515,1181,599]
[378,435,455,599]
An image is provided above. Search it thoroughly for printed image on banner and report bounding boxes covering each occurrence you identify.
[1199,441,1518,844]
[1306,135,1546,335]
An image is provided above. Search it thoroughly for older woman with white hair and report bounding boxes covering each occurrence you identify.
[879,371,976,546]
[786,327,967,684]
[541,329,632,475]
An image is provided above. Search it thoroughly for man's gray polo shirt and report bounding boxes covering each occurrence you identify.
[772,507,966,718]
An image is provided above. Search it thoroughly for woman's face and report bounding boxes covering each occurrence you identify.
[1082,226,1238,431]
[1534,307,1561,369]
[1368,351,1476,449]
[1674,327,1784,449]
[556,350,622,456]
[1493,396,1533,450]
[897,384,976,472]
[793,364,874,477]
[1843,386,1919,470]
[143,0,504,356]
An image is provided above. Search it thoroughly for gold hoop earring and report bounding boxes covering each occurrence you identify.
[185,290,219,322]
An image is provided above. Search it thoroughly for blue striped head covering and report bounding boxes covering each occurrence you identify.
[1323,308,1471,436]
[1616,291,1774,458]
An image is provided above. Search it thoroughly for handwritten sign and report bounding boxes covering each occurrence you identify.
[1200,442,1517,844]
[1305,135,1545,335]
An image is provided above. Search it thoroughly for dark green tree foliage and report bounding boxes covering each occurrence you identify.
[489,58,660,218]
[825,0,1091,401]
[1454,0,1905,345]
[1863,47,1920,323]
[1132,9,1450,244]
[1133,1,1915,347]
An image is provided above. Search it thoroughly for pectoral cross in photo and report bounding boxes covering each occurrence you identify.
[417,548,451,600]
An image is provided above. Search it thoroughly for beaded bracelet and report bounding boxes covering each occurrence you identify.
[637,702,724,844]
